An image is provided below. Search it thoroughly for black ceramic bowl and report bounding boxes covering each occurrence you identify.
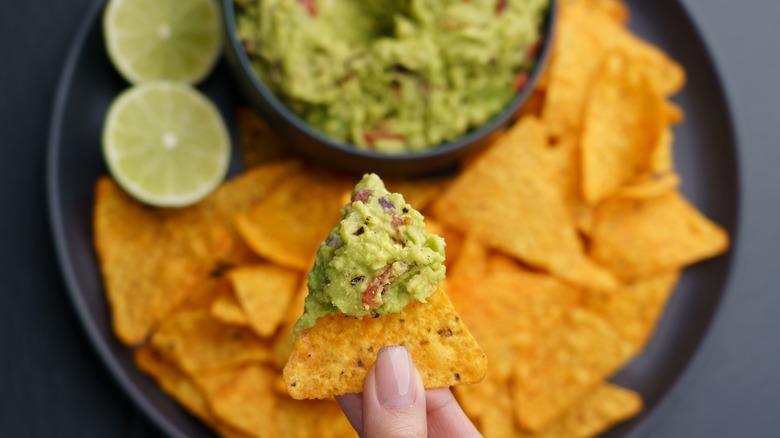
[222,0,557,176]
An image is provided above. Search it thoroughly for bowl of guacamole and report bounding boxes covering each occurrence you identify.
[223,0,556,175]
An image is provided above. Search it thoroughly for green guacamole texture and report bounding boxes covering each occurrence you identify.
[236,0,548,152]
[294,174,446,333]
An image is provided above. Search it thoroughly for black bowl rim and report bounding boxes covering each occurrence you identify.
[221,0,558,161]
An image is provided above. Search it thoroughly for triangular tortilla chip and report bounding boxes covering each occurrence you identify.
[236,168,353,270]
[94,161,298,344]
[590,191,729,278]
[150,310,274,374]
[586,271,680,351]
[529,384,642,438]
[194,364,278,437]
[581,51,665,204]
[511,308,635,432]
[283,287,487,399]
[210,293,250,327]
[543,2,683,138]
[227,264,301,338]
[430,116,618,291]
[274,397,357,438]
[134,347,253,438]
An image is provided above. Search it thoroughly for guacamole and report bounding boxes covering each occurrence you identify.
[294,174,446,333]
[236,0,548,152]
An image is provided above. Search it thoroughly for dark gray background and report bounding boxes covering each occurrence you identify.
[1,0,778,437]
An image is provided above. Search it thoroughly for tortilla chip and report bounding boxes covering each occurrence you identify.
[562,0,630,27]
[587,271,680,351]
[590,192,729,278]
[274,397,357,438]
[272,279,309,369]
[430,117,618,291]
[532,384,642,438]
[651,127,675,174]
[210,294,250,327]
[134,346,214,423]
[665,101,685,125]
[543,2,684,138]
[283,287,487,399]
[384,177,452,213]
[449,243,582,381]
[236,107,291,169]
[236,168,353,270]
[581,51,665,204]
[511,308,635,432]
[541,5,605,138]
[614,172,681,200]
[94,161,297,344]
[515,89,547,121]
[228,264,300,338]
[195,364,278,437]
[134,347,253,438]
[150,310,273,374]
[540,135,595,236]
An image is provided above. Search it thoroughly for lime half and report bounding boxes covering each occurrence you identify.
[104,0,222,84]
[103,82,230,207]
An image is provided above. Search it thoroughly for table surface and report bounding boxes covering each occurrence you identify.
[2,0,779,437]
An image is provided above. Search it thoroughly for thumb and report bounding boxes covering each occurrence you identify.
[363,346,427,438]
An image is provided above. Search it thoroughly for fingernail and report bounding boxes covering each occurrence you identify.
[375,346,415,409]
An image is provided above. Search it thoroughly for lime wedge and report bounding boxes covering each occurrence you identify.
[103,0,222,84]
[102,82,230,207]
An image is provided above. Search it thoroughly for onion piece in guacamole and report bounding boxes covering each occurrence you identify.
[294,174,446,333]
[236,0,549,152]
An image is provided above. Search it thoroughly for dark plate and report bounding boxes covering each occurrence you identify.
[47,1,739,437]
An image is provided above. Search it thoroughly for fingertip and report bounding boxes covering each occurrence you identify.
[336,392,364,436]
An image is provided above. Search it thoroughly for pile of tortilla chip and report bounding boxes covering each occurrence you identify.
[92,0,729,437]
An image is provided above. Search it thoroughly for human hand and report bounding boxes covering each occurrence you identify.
[336,345,482,438]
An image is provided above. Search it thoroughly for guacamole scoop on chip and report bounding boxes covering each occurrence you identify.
[294,174,446,333]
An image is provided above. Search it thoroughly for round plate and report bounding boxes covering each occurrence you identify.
[47,1,739,437]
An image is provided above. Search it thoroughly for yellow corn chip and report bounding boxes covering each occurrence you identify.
[515,89,547,121]
[450,244,582,381]
[134,346,213,423]
[150,310,273,374]
[430,117,618,291]
[511,308,635,432]
[94,161,297,344]
[651,126,675,174]
[228,263,300,338]
[283,287,486,399]
[210,294,250,327]
[384,177,452,213]
[581,51,665,204]
[134,347,254,438]
[614,172,681,200]
[236,168,353,270]
[562,0,630,27]
[590,192,729,278]
[543,2,684,137]
[274,397,357,438]
[236,107,292,169]
[195,364,278,437]
[665,101,685,125]
[587,271,680,351]
[542,5,605,138]
[531,384,642,438]
[272,278,310,370]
